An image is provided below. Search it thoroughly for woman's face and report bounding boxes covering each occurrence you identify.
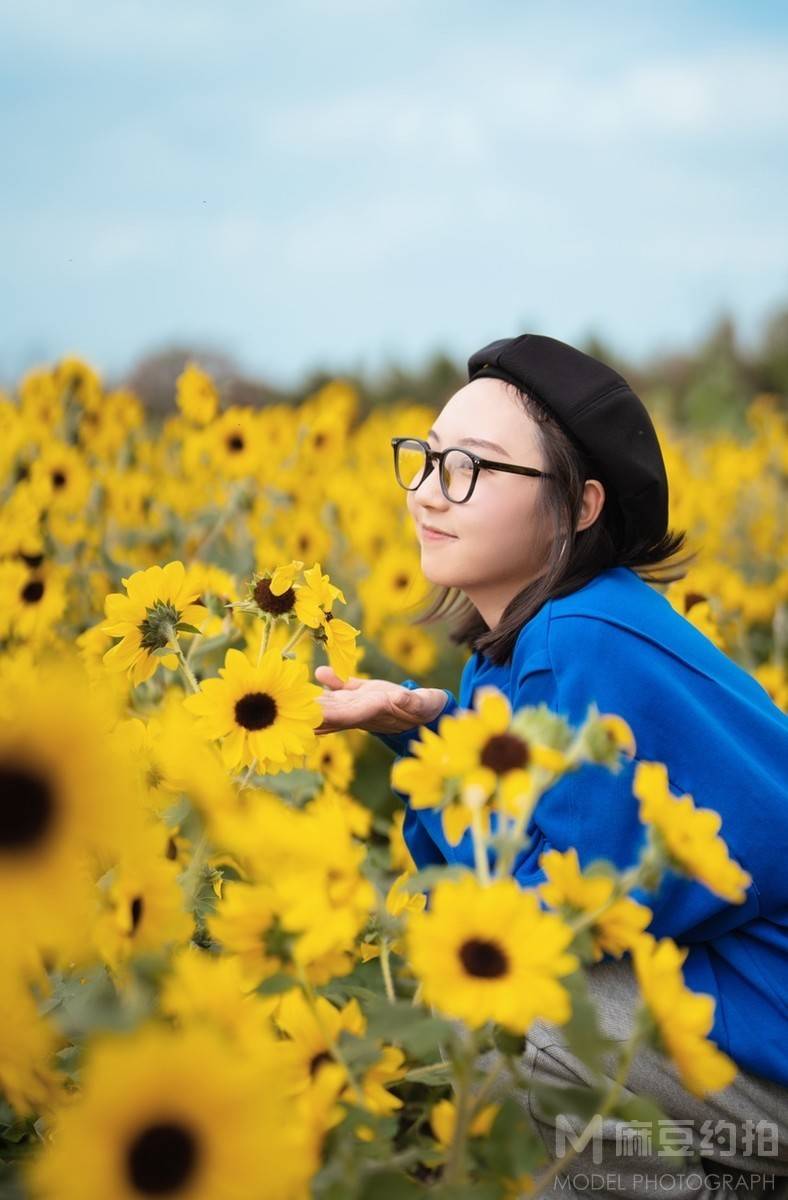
[406,377,555,629]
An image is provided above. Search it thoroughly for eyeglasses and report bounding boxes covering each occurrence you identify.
[391,436,555,504]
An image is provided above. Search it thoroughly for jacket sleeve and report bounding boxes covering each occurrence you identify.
[520,612,764,943]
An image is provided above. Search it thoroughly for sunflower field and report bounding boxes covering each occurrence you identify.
[0,357,786,1199]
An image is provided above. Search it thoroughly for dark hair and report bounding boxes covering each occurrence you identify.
[407,382,697,667]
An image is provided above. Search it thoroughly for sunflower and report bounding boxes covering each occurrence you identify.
[182,646,323,771]
[391,689,568,848]
[29,441,92,514]
[208,406,261,478]
[303,730,355,790]
[381,621,437,675]
[0,560,69,645]
[633,761,752,903]
[26,1021,317,1200]
[538,848,652,961]
[404,872,578,1033]
[92,826,194,975]
[206,880,292,987]
[159,945,283,1043]
[320,613,361,682]
[209,794,374,983]
[255,507,333,574]
[441,688,569,799]
[0,657,144,965]
[175,362,219,426]
[293,562,346,628]
[430,1097,500,1149]
[357,545,429,637]
[274,987,406,1123]
[109,693,236,821]
[0,945,67,1117]
[101,561,207,687]
[631,933,737,1096]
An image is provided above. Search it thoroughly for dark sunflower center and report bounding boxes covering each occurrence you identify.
[0,764,54,852]
[393,574,409,590]
[21,579,45,605]
[138,601,180,652]
[51,470,67,489]
[480,733,529,774]
[252,578,295,616]
[684,591,707,613]
[262,914,296,961]
[308,1049,333,1077]
[459,937,509,979]
[130,895,145,933]
[19,552,44,569]
[296,534,311,552]
[126,1121,199,1195]
[234,691,277,730]
[227,433,244,453]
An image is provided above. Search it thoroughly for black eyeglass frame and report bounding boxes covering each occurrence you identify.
[391,436,556,504]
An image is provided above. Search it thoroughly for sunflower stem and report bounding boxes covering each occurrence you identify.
[379,938,396,1003]
[467,1051,511,1119]
[239,757,258,789]
[167,630,200,694]
[443,1028,477,1186]
[184,630,204,665]
[280,622,309,657]
[180,828,212,912]
[468,804,491,886]
[257,620,271,665]
[193,480,246,561]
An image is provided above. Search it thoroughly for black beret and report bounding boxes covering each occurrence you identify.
[467,333,669,550]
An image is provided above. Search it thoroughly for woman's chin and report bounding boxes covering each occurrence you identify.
[420,562,462,588]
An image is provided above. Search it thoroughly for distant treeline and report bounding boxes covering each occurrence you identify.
[121,304,788,434]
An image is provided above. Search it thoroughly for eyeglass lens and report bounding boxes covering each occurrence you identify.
[395,439,475,502]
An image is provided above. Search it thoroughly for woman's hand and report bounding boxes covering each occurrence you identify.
[313,665,449,735]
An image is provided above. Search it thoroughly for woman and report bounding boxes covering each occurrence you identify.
[314,333,788,1196]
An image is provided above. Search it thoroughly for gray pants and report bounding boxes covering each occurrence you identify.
[468,956,788,1199]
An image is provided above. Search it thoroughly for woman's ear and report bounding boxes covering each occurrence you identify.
[576,478,606,533]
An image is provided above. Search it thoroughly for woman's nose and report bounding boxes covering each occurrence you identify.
[414,460,449,506]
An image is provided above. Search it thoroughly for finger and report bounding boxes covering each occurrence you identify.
[314,665,364,690]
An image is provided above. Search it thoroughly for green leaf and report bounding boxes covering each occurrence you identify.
[559,972,622,1074]
[432,1183,504,1200]
[609,1094,685,1164]
[175,623,203,635]
[491,1028,526,1057]
[255,973,298,996]
[403,1062,454,1086]
[364,999,458,1058]
[475,1097,549,1178]
[336,1031,386,1074]
[398,865,470,894]
[528,1080,609,1123]
[358,1171,426,1199]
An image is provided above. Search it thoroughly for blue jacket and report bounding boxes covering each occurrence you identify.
[374,566,788,1087]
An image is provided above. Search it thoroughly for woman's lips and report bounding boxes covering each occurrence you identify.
[421,526,457,541]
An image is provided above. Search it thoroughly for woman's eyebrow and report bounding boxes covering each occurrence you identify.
[426,428,511,458]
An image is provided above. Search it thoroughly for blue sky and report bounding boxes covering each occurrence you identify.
[1,0,787,390]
